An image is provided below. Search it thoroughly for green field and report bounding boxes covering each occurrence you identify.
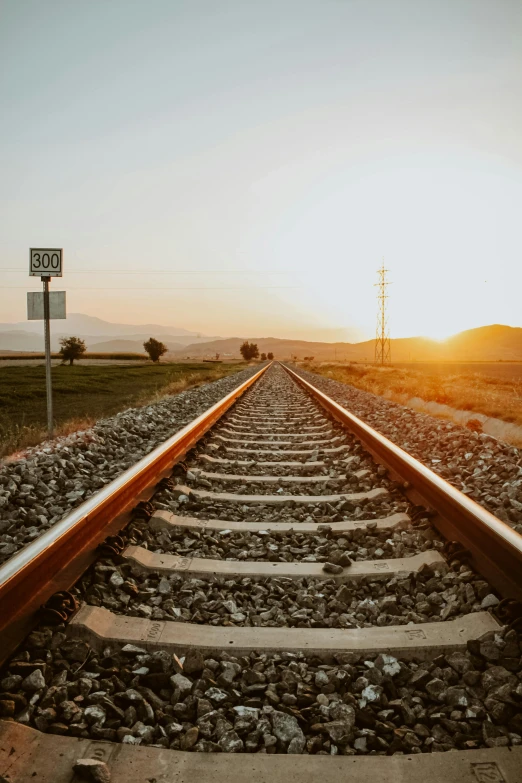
[0,362,242,457]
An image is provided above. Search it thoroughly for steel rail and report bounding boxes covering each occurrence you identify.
[0,364,270,664]
[283,364,522,603]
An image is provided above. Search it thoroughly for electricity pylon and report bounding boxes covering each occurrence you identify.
[375,262,391,364]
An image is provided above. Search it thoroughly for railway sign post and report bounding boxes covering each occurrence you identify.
[27,291,66,321]
[29,248,64,438]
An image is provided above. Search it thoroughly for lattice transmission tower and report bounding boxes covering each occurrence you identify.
[375,262,391,364]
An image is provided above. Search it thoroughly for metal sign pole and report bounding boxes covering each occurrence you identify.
[29,248,63,438]
[42,275,53,438]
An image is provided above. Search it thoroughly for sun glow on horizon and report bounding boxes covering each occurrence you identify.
[419,329,458,343]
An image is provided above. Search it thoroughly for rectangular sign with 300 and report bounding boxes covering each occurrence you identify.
[29,248,63,277]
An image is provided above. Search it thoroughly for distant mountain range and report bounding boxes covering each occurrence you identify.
[0,314,521,362]
[0,313,220,353]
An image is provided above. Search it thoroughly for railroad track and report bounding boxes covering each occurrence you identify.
[1,362,522,782]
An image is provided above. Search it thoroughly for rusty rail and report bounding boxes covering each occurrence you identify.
[283,364,522,603]
[0,364,269,664]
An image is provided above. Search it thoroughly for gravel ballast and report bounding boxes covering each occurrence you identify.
[1,623,521,754]
[292,367,522,533]
[128,517,436,563]
[0,367,259,564]
[75,553,499,629]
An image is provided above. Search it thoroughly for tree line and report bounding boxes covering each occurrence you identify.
[56,335,274,365]
[239,342,273,361]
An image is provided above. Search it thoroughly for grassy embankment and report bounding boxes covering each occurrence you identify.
[0,362,243,457]
[305,363,522,438]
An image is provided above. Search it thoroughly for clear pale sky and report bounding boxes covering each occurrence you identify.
[1,0,521,341]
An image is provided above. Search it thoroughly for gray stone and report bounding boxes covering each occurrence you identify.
[73,758,111,783]
[183,649,205,675]
[84,705,106,726]
[218,730,244,752]
[1,674,22,691]
[375,654,401,676]
[322,562,343,575]
[157,577,171,596]
[288,733,306,753]
[425,678,446,701]
[20,669,46,692]
[170,673,193,696]
[121,644,146,655]
[323,720,353,744]
[124,689,143,702]
[315,670,330,688]
[109,571,124,588]
[218,662,242,685]
[482,666,517,692]
[205,687,229,703]
[480,640,502,661]
[445,652,471,675]
[233,706,259,720]
[445,687,469,707]
[270,710,305,747]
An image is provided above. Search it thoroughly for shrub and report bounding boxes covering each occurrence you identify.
[143,338,168,363]
[240,341,259,361]
[59,337,87,366]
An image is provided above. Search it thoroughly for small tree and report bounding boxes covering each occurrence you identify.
[143,337,168,363]
[239,341,259,361]
[59,336,86,366]
[240,341,249,360]
[260,352,267,361]
[267,352,274,360]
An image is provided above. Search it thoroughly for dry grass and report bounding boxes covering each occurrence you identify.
[2,417,97,461]
[83,352,147,361]
[136,369,234,405]
[305,362,522,433]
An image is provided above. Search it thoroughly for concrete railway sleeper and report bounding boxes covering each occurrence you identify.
[1,363,522,782]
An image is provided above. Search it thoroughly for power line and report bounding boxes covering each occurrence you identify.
[0,269,296,275]
[4,285,301,291]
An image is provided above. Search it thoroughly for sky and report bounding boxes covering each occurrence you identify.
[1,0,521,342]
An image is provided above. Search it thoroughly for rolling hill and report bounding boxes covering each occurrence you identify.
[171,325,522,362]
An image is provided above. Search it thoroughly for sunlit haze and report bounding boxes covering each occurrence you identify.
[1,1,521,342]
